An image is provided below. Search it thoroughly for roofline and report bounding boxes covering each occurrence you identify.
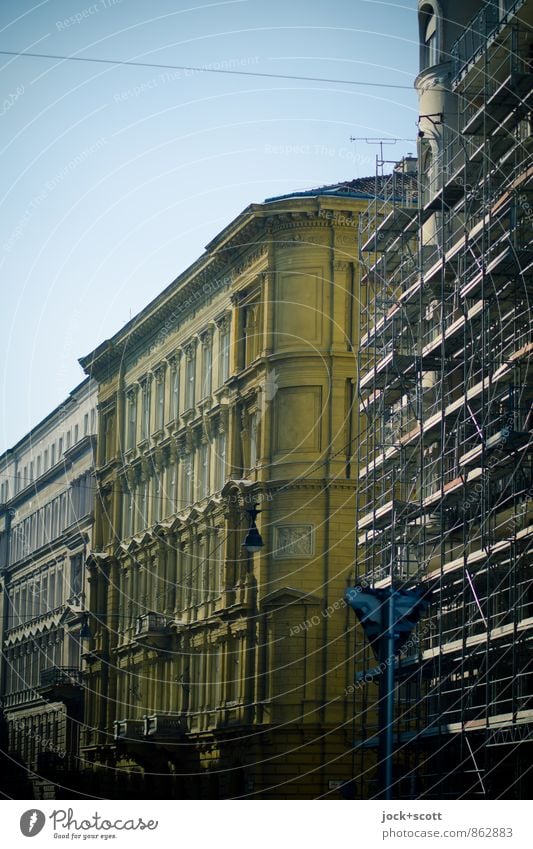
[79,189,389,374]
[0,376,95,465]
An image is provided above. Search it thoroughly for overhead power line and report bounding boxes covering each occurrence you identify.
[0,48,415,90]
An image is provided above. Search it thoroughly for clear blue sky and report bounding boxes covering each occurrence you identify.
[0,0,418,453]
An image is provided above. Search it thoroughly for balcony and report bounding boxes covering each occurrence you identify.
[37,752,77,773]
[134,612,170,649]
[38,667,84,702]
[113,719,144,743]
[144,714,186,742]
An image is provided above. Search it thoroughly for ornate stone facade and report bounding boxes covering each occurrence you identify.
[0,379,97,798]
[78,188,373,799]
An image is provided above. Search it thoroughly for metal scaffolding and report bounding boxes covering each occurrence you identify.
[352,1,533,799]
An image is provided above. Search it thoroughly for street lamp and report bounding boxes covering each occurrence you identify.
[242,504,263,553]
[345,584,429,799]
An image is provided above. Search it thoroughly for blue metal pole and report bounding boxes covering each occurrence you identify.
[378,589,395,799]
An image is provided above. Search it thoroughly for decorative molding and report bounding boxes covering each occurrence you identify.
[273,524,315,559]
[214,310,231,330]
[169,438,179,463]
[153,447,165,473]
[233,247,268,278]
[198,326,214,347]
[182,340,196,361]
[166,351,180,371]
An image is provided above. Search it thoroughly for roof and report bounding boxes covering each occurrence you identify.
[80,170,418,376]
[264,172,418,203]
[0,377,95,465]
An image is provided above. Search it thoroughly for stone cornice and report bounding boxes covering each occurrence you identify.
[79,197,371,381]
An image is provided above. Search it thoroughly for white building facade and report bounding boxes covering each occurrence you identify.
[0,378,97,798]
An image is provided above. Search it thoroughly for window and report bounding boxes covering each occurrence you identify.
[155,373,165,431]
[153,474,162,523]
[124,487,133,537]
[201,336,213,398]
[103,412,115,464]
[55,566,64,608]
[74,424,79,443]
[219,320,230,384]
[421,143,434,203]
[60,491,67,532]
[51,498,58,538]
[249,412,259,469]
[215,431,226,491]
[169,465,177,515]
[141,382,151,440]
[199,442,210,500]
[170,363,180,421]
[127,391,137,450]
[228,638,241,703]
[66,430,71,450]
[198,536,207,603]
[138,480,148,529]
[244,303,261,366]
[84,413,89,436]
[184,546,192,608]
[181,453,194,507]
[421,6,438,68]
[214,644,223,705]
[70,553,83,597]
[185,346,196,410]
[214,531,224,597]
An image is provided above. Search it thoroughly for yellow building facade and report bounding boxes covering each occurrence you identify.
[79,181,383,799]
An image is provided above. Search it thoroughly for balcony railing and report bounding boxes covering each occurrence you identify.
[144,714,186,740]
[113,719,144,742]
[135,612,168,637]
[39,667,83,688]
[133,612,171,649]
[451,0,526,82]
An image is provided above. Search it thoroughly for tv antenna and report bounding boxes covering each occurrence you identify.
[350,137,414,164]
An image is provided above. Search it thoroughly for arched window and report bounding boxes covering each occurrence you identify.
[420,4,439,69]
[426,11,438,66]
